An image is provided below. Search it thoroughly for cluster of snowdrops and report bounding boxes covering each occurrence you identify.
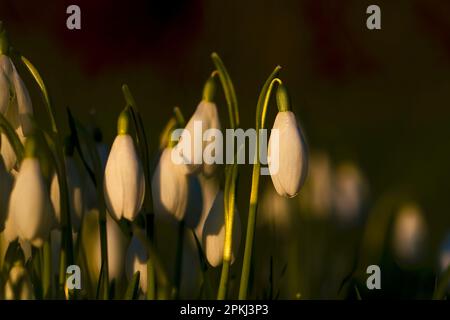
[0,24,308,300]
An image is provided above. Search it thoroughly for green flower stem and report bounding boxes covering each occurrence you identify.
[42,238,52,299]
[238,66,281,300]
[131,224,170,300]
[211,53,239,128]
[121,84,156,299]
[217,163,238,300]
[19,54,75,298]
[0,113,24,163]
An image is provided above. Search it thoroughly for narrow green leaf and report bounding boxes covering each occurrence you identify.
[124,271,141,300]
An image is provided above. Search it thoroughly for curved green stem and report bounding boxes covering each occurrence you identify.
[19,54,75,298]
[217,163,238,300]
[238,67,282,300]
[211,53,239,128]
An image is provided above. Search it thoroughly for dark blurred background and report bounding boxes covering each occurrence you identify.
[1,0,450,285]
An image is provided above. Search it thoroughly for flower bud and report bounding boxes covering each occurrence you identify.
[104,133,145,222]
[8,138,53,247]
[268,111,308,198]
[174,100,221,176]
[202,191,241,267]
[152,147,202,228]
[50,156,85,231]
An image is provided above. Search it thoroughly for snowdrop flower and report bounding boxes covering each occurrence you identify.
[104,109,145,221]
[4,263,34,300]
[333,162,368,225]
[202,191,241,267]
[84,210,127,283]
[0,25,33,171]
[174,77,221,176]
[152,147,202,228]
[194,173,220,241]
[392,204,427,265]
[50,142,85,231]
[126,234,149,295]
[8,137,53,247]
[268,85,308,198]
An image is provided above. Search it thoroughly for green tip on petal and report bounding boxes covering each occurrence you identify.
[24,136,38,158]
[202,75,216,102]
[117,108,130,135]
[276,83,291,112]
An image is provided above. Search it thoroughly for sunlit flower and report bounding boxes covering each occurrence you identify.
[50,156,85,231]
[8,137,53,247]
[268,111,308,198]
[392,204,427,265]
[194,173,220,241]
[202,191,241,267]
[104,112,145,221]
[0,48,33,171]
[175,100,221,176]
[152,147,202,228]
[4,263,34,300]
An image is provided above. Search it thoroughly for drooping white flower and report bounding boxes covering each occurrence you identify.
[50,156,85,231]
[392,204,427,265]
[268,111,308,198]
[152,147,202,228]
[175,100,221,176]
[126,234,149,295]
[0,53,33,171]
[8,138,54,247]
[202,191,241,267]
[84,210,127,283]
[194,173,220,241]
[4,263,34,300]
[104,134,145,221]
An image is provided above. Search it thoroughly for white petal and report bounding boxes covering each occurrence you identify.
[268,111,308,198]
[104,135,144,221]
[9,158,53,246]
[194,173,220,241]
[202,191,241,267]
[11,64,33,136]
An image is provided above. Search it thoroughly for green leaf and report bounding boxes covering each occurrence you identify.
[124,271,140,300]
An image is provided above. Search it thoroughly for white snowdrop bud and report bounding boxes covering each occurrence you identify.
[175,100,221,176]
[194,173,220,241]
[126,234,148,295]
[268,110,308,198]
[202,191,241,267]
[50,156,85,231]
[104,110,145,221]
[152,147,202,228]
[8,137,53,247]
[86,211,127,283]
[0,52,33,171]
[4,263,34,300]
[392,204,427,265]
